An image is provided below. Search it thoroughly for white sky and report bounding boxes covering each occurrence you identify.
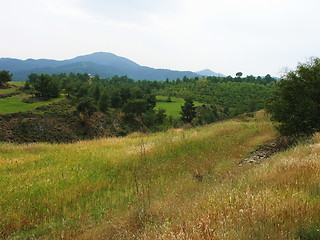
[0,0,319,77]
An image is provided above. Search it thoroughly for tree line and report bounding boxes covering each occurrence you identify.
[1,69,279,134]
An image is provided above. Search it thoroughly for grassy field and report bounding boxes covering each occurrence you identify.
[9,82,25,87]
[155,96,202,118]
[0,88,18,95]
[0,94,64,115]
[0,111,320,239]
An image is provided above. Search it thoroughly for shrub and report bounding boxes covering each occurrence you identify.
[266,58,320,137]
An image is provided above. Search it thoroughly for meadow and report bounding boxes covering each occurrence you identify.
[0,88,18,95]
[0,111,319,239]
[155,96,202,118]
[0,94,64,115]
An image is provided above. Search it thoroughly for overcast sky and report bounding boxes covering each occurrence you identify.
[0,0,319,77]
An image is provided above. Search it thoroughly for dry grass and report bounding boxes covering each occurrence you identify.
[133,135,320,240]
[4,111,313,239]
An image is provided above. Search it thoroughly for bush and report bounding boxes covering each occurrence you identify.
[266,58,320,137]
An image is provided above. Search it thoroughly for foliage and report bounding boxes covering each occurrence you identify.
[266,58,320,137]
[0,93,63,114]
[236,72,243,78]
[1,71,277,137]
[98,90,110,112]
[76,97,97,124]
[33,74,60,99]
[180,97,196,123]
[158,75,276,117]
[0,70,12,87]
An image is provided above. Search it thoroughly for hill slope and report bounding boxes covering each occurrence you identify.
[4,112,320,239]
[0,52,203,81]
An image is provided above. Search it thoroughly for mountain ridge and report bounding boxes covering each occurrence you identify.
[196,69,226,77]
[0,52,223,81]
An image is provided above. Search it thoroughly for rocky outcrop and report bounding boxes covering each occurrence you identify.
[239,138,293,166]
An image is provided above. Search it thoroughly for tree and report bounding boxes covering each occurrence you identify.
[266,58,320,137]
[181,97,196,123]
[98,91,110,112]
[236,72,243,78]
[33,74,60,99]
[28,73,39,85]
[91,84,101,103]
[76,97,97,124]
[0,70,12,87]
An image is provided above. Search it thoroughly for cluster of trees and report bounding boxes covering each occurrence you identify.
[20,71,279,131]
[158,75,276,117]
[25,73,60,98]
[24,73,170,131]
[5,58,319,139]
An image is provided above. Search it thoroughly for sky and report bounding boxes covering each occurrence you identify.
[0,0,319,77]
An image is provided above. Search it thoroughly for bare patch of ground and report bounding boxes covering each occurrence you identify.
[239,137,293,166]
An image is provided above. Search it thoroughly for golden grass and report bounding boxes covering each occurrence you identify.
[5,111,316,239]
[131,135,320,240]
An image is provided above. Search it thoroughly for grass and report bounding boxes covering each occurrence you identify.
[1,111,320,239]
[0,111,275,239]
[0,94,64,115]
[9,82,25,87]
[0,88,18,95]
[155,96,202,118]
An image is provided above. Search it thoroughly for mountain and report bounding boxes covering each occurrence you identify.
[0,52,207,81]
[196,69,226,77]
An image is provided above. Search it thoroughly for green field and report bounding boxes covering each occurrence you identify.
[9,82,25,87]
[155,96,202,118]
[0,88,19,95]
[0,94,64,115]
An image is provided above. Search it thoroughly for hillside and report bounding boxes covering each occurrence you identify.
[1,111,320,239]
[0,52,203,81]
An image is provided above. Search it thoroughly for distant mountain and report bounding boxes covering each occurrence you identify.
[196,69,226,77]
[0,52,212,81]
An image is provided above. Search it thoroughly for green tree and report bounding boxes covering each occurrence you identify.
[98,91,110,112]
[91,84,101,103]
[156,108,167,124]
[28,73,39,85]
[181,97,196,123]
[266,58,320,137]
[123,99,147,116]
[76,97,97,124]
[236,72,243,78]
[0,70,12,87]
[33,74,60,99]
[111,91,122,108]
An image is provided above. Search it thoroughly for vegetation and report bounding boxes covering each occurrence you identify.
[1,112,320,239]
[1,61,320,240]
[158,75,276,117]
[267,58,320,138]
[0,111,274,239]
[0,93,63,115]
[180,97,196,123]
[0,70,12,87]
[0,72,277,143]
[155,96,202,119]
